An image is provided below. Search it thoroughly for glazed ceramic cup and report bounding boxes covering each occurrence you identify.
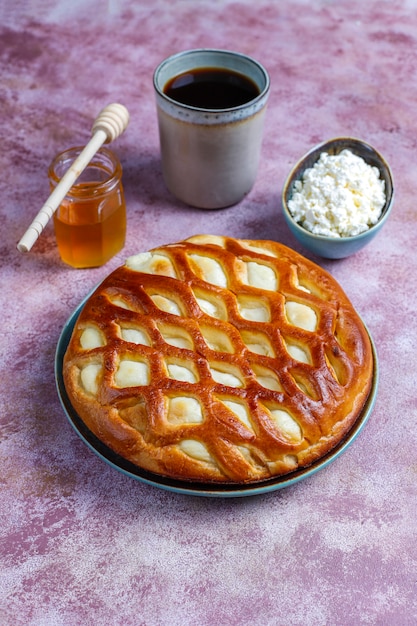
[153,49,270,209]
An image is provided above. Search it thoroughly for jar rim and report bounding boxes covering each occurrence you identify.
[48,146,123,198]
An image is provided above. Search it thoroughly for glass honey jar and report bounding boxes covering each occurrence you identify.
[49,146,126,268]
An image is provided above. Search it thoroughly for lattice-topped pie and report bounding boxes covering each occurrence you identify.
[63,235,373,484]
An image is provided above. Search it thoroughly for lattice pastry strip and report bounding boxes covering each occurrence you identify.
[63,235,373,483]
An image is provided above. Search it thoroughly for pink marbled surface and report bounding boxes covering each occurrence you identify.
[1,1,417,624]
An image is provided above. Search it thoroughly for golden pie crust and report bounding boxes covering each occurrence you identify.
[63,235,373,484]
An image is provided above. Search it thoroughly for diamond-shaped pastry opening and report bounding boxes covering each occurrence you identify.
[283,455,298,469]
[292,271,312,294]
[285,301,318,331]
[284,340,311,364]
[291,372,319,400]
[165,359,199,383]
[191,288,228,320]
[125,251,178,278]
[117,325,151,346]
[324,350,348,386]
[108,295,136,311]
[199,324,234,353]
[266,454,299,474]
[148,292,184,316]
[238,260,278,291]
[295,272,329,300]
[236,445,265,471]
[178,439,218,466]
[216,397,254,432]
[119,398,148,434]
[80,362,102,396]
[237,295,271,322]
[187,234,226,248]
[165,395,204,425]
[80,325,106,350]
[239,330,275,357]
[114,359,150,388]
[251,365,282,391]
[208,362,245,388]
[157,322,194,350]
[265,406,303,443]
[187,253,228,287]
[238,242,278,258]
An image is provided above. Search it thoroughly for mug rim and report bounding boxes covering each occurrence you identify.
[153,48,270,114]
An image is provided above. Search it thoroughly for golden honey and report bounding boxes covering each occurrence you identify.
[49,147,126,268]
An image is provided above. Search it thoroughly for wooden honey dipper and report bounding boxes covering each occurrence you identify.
[17,103,130,253]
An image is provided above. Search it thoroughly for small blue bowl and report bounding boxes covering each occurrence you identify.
[281,137,394,259]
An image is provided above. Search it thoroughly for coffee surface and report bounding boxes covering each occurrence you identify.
[163,67,260,109]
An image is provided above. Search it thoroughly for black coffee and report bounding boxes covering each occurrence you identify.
[163,67,260,109]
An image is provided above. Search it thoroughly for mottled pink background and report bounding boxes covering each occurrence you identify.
[1,1,416,625]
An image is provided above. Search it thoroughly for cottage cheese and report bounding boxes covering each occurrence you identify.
[288,149,386,238]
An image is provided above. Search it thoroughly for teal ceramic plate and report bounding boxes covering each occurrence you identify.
[55,298,379,498]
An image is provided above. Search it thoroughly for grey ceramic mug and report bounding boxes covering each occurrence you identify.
[153,49,270,209]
